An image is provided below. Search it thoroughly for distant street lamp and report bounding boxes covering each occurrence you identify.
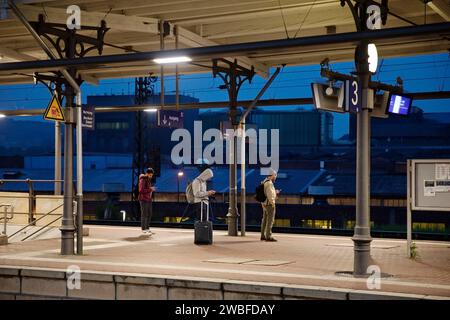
[177,171,184,203]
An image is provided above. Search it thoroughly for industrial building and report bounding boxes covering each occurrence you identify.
[85,94,199,155]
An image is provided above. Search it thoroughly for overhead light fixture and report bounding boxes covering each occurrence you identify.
[144,108,158,112]
[0,114,6,118]
[153,56,192,64]
[368,43,378,73]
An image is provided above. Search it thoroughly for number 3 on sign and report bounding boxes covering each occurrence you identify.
[345,79,361,113]
[351,80,358,106]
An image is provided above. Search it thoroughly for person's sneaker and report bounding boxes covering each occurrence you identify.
[260,236,266,241]
[148,230,155,235]
[142,229,148,235]
[265,237,277,242]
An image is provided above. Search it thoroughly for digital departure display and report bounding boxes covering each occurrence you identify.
[387,93,412,116]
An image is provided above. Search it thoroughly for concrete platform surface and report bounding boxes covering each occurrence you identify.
[0,225,449,299]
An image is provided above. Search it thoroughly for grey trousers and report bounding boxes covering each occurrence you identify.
[139,201,153,230]
[261,204,276,239]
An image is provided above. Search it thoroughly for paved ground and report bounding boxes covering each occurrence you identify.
[1,225,449,298]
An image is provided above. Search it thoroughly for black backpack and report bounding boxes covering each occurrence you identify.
[255,181,268,202]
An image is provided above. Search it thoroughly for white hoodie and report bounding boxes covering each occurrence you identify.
[192,168,214,204]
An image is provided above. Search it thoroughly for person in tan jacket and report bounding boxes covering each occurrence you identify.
[261,169,280,242]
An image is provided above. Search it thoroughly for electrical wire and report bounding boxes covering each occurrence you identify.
[103,42,141,53]
[439,55,450,91]
[376,58,385,82]
[277,0,290,39]
[1,63,449,93]
[1,59,448,87]
[293,0,317,39]
[388,10,418,26]
[424,0,427,25]
[41,3,48,20]
[2,74,450,102]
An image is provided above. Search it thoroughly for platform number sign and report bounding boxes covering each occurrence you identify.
[345,79,362,113]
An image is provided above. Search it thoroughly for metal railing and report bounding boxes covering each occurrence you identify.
[0,179,65,224]
[0,179,66,242]
[0,204,14,236]
[8,203,63,241]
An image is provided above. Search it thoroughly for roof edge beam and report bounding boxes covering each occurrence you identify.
[0,22,448,75]
[8,4,160,34]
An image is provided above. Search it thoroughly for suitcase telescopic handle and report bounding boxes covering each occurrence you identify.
[200,200,209,222]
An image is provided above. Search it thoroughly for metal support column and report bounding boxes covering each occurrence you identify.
[8,0,107,255]
[406,159,412,258]
[54,121,62,195]
[61,82,75,255]
[76,91,83,255]
[175,25,180,110]
[239,67,281,236]
[353,99,372,275]
[229,70,239,236]
[26,179,34,224]
[229,122,239,236]
[160,20,165,108]
[351,0,374,276]
[132,76,157,215]
[240,122,246,236]
[213,59,254,236]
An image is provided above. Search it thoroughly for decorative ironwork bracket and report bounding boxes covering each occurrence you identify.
[212,58,255,125]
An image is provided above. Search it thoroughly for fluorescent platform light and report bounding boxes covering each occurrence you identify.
[368,43,378,73]
[144,108,158,112]
[0,114,6,118]
[153,56,192,64]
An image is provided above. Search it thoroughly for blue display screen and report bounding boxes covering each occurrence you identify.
[387,94,412,115]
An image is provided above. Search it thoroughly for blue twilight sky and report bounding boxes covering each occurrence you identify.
[0,52,449,140]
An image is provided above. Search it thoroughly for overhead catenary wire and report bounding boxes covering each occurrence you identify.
[424,0,427,25]
[2,71,450,97]
[438,53,450,91]
[388,10,418,27]
[293,0,317,39]
[2,75,450,103]
[277,0,290,39]
[1,58,448,91]
[40,3,48,20]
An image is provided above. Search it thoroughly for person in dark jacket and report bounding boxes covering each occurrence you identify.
[139,168,156,235]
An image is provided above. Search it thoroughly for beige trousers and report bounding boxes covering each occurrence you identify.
[261,204,276,239]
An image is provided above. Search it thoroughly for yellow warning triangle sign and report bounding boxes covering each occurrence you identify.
[44,95,65,122]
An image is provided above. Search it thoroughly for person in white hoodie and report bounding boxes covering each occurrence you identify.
[192,168,216,220]
[261,168,279,242]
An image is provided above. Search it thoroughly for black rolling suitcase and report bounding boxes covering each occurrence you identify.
[194,201,213,245]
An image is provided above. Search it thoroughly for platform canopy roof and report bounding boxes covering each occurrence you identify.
[0,0,449,84]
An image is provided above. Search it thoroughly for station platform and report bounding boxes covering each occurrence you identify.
[0,225,449,300]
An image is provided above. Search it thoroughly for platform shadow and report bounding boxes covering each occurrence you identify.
[122,235,152,242]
